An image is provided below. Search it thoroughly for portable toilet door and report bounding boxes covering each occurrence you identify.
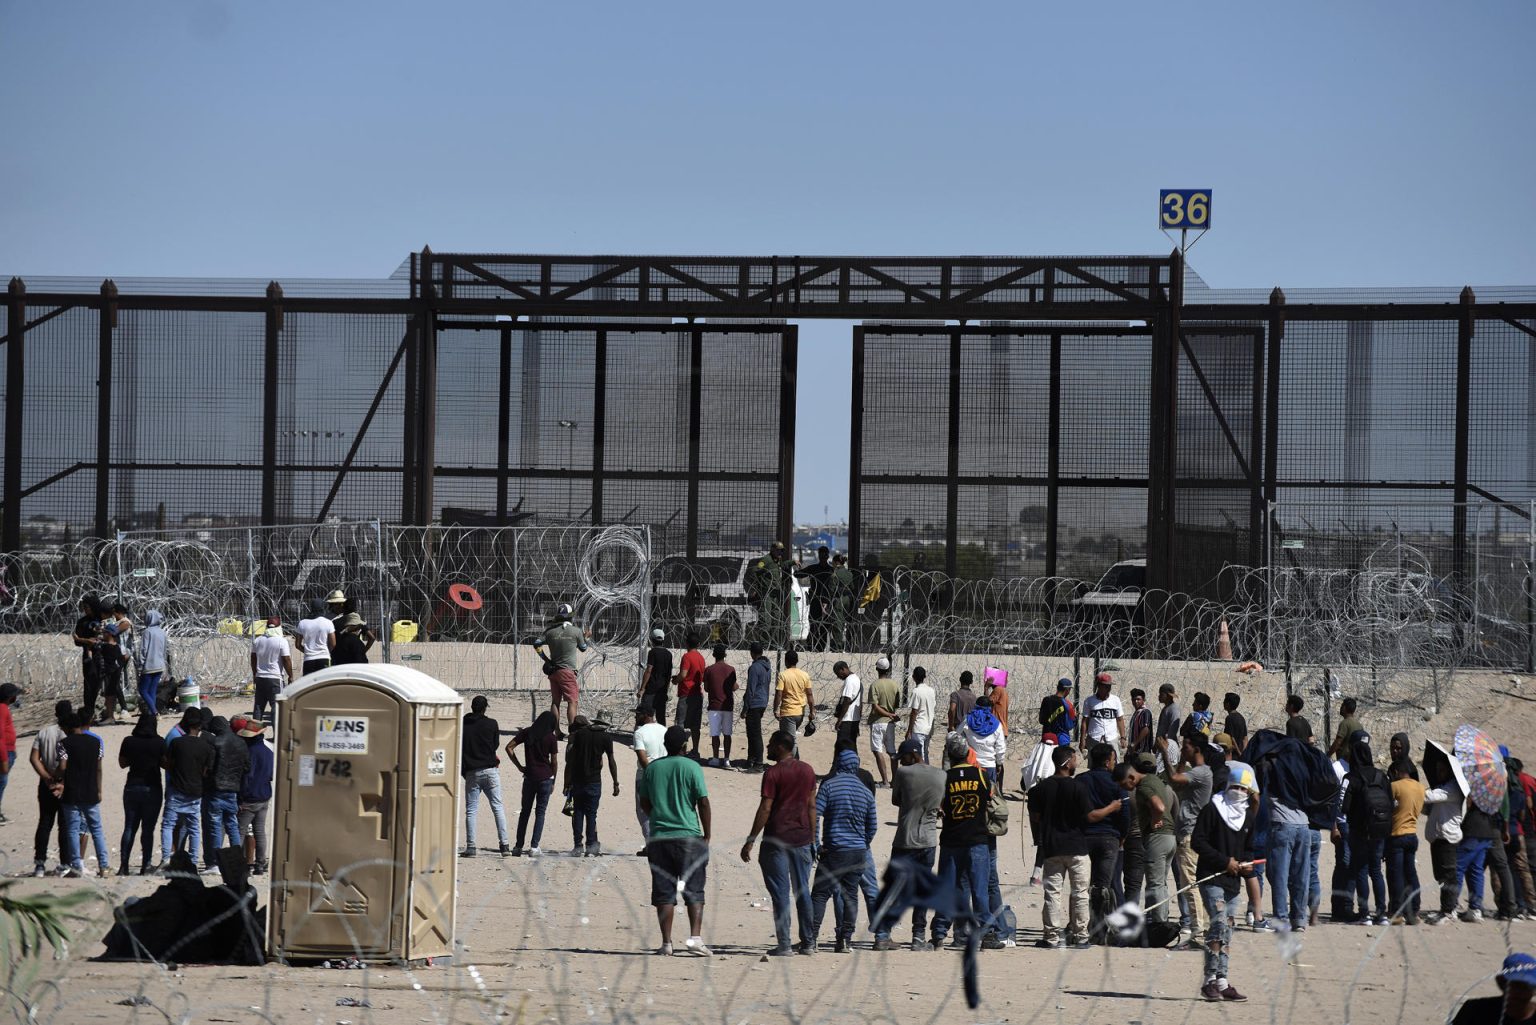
[269,663,462,963]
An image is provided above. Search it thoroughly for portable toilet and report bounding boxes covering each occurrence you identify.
[268,664,462,964]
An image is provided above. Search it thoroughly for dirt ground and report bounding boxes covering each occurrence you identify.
[1,678,1533,1025]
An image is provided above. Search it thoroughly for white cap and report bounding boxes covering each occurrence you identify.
[650,628,666,643]
[875,656,891,672]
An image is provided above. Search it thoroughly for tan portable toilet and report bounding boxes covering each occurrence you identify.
[268,664,462,964]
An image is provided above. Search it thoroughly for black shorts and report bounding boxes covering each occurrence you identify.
[647,836,708,906]
[683,693,703,731]
[101,669,125,701]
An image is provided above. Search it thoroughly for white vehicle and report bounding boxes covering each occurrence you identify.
[652,550,811,646]
[1070,559,1146,613]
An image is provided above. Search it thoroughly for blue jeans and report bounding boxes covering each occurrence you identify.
[812,847,867,944]
[516,775,554,849]
[161,789,202,863]
[571,780,602,848]
[1349,830,1387,918]
[138,672,162,716]
[888,846,938,938]
[62,802,109,871]
[1457,838,1493,911]
[1199,883,1237,981]
[120,784,161,869]
[1308,829,1323,915]
[1267,820,1310,927]
[1385,834,1421,918]
[862,849,886,938]
[464,767,509,847]
[933,843,991,942]
[204,791,240,866]
[759,840,815,949]
[0,750,14,812]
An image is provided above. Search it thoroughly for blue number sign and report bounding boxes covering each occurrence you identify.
[1159,189,1212,230]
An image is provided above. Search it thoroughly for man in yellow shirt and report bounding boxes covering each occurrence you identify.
[774,649,815,746]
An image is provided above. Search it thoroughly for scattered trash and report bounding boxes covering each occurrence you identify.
[321,958,366,970]
[116,996,153,1007]
[337,997,372,1007]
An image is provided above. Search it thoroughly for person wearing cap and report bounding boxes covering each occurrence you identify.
[332,612,374,666]
[1190,760,1260,1002]
[639,725,712,956]
[1168,734,1214,945]
[1080,673,1124,755]
[536,603,589,730]
[889,735,945,949]
[1030,745,1122,949]
[832,661,863,749]
[1081,743,1129,940]
[0,683,18,823]
[461,696,511,858]
[796,545,836,652]
[867,656,902,788]
[774,648,814,748]
[234,715,274,874]
[638,629,673,724]
[117,711,162,875]
[296,599,336,676]
[1040,678,1076,748]
[741,642,773,771]
[702,645,737,769]
[1451,952,1536,1024]
[1124,751,1177,932]
[248,615,292,724]
[930,733,992,949]
[907,667,937,765]
[745,541,792,646]
[740,730,818,956]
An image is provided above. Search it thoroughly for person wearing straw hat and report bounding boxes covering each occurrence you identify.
[233,716,274,874]
[1190,759,1260,1002]
[1450,952,1536,1024]
[332,613,373,666]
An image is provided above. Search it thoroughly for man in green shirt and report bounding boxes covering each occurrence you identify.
[867,656,903,787]
[640,726,713,956]
[1124,752,1178,927]
[1329,697,1363,759]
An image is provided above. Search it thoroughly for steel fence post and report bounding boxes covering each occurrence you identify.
[376,520,390,665]
[512,529,520,692]
[1528,501,1535,675]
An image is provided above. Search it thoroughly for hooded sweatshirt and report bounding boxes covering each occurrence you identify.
[137,610,169,675]
[962,706,1007,770]
[816,749,878,850]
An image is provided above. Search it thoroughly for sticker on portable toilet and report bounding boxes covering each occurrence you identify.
[298,755,316,787]
[427,748,446,776]
[315,715,370,754]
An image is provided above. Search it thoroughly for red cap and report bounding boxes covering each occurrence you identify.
[1094,672,1113,685]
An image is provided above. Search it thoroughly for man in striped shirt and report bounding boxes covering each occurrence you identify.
[809,749,878,952]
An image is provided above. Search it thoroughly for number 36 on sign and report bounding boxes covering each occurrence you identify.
[1159,189,1211,230]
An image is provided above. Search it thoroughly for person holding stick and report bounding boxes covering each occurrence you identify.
[1190,759,1262,1003]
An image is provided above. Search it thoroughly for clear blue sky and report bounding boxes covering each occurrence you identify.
[3,0,1533,523]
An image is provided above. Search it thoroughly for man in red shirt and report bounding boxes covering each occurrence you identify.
[0,684,18,822]
[740,730,818,955]
[702,646,737,769]
[674,637,707,759]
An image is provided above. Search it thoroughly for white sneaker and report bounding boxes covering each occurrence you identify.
[528,847,541,858]
[684,936,712,957]
[1458,908,1484,923]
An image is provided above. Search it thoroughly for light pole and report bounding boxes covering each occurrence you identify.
[557,420,579,521]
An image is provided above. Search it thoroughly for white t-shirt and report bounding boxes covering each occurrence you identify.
[297,616,335,660]
[252,633,292,679]
[632,721,668,762]
[1081,693,1124,743]
[839,673,862,723]
[909,683,937,735]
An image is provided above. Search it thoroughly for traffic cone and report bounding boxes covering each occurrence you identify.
[1216,619,1233,661]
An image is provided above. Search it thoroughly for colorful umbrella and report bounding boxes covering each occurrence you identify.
[1453,724,1508,815]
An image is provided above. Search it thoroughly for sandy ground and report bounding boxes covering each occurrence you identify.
[0,679,1533,1025]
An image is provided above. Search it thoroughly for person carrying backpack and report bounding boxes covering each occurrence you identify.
[1343,730,1392,925]
[1039,679,1076,748]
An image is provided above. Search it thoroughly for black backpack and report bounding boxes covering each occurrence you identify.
[1359,767,1393,839]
